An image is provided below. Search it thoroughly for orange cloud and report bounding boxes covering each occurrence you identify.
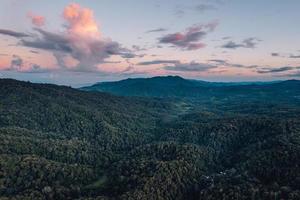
[63,3,100,39]
[28,12,45,27]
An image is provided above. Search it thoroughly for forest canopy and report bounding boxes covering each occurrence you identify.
[1,77,300,199]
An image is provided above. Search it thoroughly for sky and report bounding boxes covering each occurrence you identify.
[0,0,300,86]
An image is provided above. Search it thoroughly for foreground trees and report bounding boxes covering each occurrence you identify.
[0,79,300,199]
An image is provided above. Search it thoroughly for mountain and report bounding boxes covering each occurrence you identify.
[81,76,203,97]
[1,78,300,199]
[0,78,173,138]
[81,76,300,102]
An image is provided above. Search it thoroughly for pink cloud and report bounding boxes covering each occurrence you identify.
[28,12,45,27]
[63,3,100,39]
[18,3,132,72]
[0,55,48,73]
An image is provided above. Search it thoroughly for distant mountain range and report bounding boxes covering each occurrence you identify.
[81,76,300,101]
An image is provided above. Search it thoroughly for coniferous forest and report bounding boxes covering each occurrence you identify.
[1,76,300,199]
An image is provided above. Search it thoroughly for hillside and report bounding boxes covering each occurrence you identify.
[81,76,204,98]
[81,76,300,104]
[1,78,300,199]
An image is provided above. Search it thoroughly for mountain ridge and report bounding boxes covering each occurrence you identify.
[80,76,300,99]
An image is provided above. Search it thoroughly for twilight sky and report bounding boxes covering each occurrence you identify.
[0,0,300,86]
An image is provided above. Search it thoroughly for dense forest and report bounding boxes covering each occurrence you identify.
[1,77,300,199]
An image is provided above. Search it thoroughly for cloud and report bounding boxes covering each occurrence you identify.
[209,59,258,68]
[209,59,227,64]
[221,41,244,49]
[10,55,23,70]
[242,37,259,48]
[159,21,218,50]
[289,54,300,58]
[174,6,185,18]
[257,66,300,74]
[174,1,222,17]
[138,59,217,72]
[14,3,133,72]
[30,50,39,54]
[195,4,217,13]
[164,61,217,72]
[132,45,147,51]
[0,29,30,38]
[221,37,260,49]
[21,64,47,73]
[270,52,300,59]
[27,13,45,27]
[21,28,71,52]
[120,52,137,58]
[146,28,167,33]
[2,55,46,73]
[271,53,280,57]
[63,3,100,39]
[209,59,300,75]
[222,36,231,40]
[138,60,179,65]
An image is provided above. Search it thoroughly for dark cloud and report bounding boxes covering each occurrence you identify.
[209,59,227,64]
[159,21,218,50]
[0,29,30,38]
[7,54,48,73]
[20,28,72,52]
[10,55,23,70]
[132,45,147,51]
[243,37,259,48]
[221,37,260,49]
[209,59,300,75]
[18,28,133,72]
[164,61,217,72]
[221,41,244,49]
[120,52,137,59]
[174,6,185,18]
[138,60,179,65]
[138,59,217,72]
[289,54,300,58]
[271,53,280,57]
[30,50,39,54]
[257,66,300,74]
[174,1,223,17]
[195,4,217,13]
[222,36,231,40]
[146,28,167,33]
[209,59,258,69]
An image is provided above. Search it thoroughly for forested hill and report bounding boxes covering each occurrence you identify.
[81,76,300,101]
[0,78,174,139]
[81,76,202,97]
[1,78,300,199]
